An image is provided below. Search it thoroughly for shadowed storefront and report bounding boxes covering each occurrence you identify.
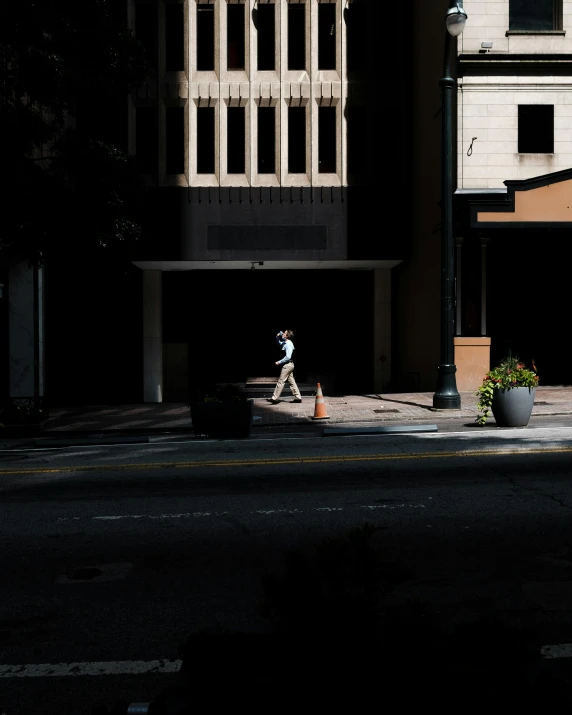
[454,167,572,386]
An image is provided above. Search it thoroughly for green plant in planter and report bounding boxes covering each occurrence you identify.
[475,355,539,425]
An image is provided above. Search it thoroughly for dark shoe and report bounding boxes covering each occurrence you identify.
[290,399,302,403]
[267,398,280,404]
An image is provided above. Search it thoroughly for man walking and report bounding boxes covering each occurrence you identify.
[268,330,302,404]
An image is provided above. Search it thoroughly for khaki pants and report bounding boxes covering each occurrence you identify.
[272,361,301,400]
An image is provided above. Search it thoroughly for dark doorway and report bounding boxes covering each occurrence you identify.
[162,269,374,398]
[487,230,571,385]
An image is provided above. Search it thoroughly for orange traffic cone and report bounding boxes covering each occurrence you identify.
[311,382,330,420]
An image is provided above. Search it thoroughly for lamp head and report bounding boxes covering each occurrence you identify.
[445,4,468,37]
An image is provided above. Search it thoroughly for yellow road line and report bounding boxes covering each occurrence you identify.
[1,446,572,475]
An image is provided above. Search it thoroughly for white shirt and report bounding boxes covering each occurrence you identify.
[276,333,295,365]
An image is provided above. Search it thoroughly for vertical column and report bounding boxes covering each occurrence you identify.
[158,0,167,182]
[8,262,45,399]
[0,274,6,401]
[373,268,392,393]
[455,235,463,336]
[143,269,163,403]
[480,236,489,336]
[279,0,287,184]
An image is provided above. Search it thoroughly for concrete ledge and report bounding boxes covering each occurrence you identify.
[323,424,439,437]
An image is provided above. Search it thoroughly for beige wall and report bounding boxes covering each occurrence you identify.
[458,1,572,189]
[130,0,362,189]
[458,77,572,188]
[460,1,572,54]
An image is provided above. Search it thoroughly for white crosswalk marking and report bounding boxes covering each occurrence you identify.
[0,660,182,678]
[540,644,572,659]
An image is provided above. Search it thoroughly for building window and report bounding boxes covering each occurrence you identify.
[257,105,275,173]
[165,3,184,71]
[518,105,554,153]
[197,4,215,71]
[227,2,245,70]
[345,0,366,72]
[288,3,306,71]
[318,3,336,70]
[288,106,306,173]
[227,106,245,173]
[256,2,275,71]
[347,105,366,175]
[166,106,185,174]
[197,106,215,173]
[135,106,157,174]
[509,0,561,31]
[318,106,336,173]
[135,2,157,67]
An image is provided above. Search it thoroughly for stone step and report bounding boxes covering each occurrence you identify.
[241,385,317,398]
[216,378,321,398]
[245,377,277,385]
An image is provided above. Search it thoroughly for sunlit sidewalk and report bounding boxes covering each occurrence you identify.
[29,385,572,433]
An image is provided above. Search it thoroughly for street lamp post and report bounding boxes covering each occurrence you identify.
[432,1,467,410]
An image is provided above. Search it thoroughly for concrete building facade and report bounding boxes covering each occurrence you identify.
[6,0,570,412]
[127,0,410,401]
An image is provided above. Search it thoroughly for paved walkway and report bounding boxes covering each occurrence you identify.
[13,385,572,435]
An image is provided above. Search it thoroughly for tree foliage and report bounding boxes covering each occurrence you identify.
[0,0,150,263]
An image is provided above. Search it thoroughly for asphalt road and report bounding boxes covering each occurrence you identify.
[2,423,572,713]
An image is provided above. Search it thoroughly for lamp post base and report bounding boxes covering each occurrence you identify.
[432,363,461,410]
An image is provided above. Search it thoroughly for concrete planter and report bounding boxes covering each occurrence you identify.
[190,399,253,438]
[492,387,536,427]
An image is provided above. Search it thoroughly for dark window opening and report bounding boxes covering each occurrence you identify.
[227,106,245,173]
[345,0,366,72]
[135,2,157,67]
[227,3,245,70]
[318,106,336,173]
[258,105,275,173]
[318,3,336,70]
[518,105,554,153]
[509,0,560,31]
[256,3,275,71]
[347,106,366,175]
[288,106,306,173]
[166,106,185,174]
[197,4,215,71]
[135,106,157,174]
[165,3,184,71]
[288,3,306,71]
[197,106,215,173]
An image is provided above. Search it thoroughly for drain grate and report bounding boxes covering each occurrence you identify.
[373,409,399,413]
[534,401,551,406]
